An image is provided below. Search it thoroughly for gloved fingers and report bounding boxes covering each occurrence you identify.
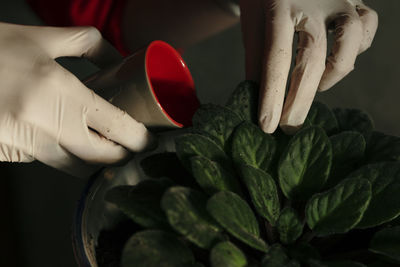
[280,23,327,134]
[239,0,265,81]
[24,26,122,68]
[0,143,34,162]
[85,90,156,153]
[31,130,101,178]
[318,9,364,92]
[0,118,35,162]
[356,4,379,54]
[75,27,124,68]
[50,65,155,156]
[85,129,132,165]
[61,119,132,165]
[0,119,99,177]
[41,148,101,178]
[258,2,294,133]
[42,86,133,165]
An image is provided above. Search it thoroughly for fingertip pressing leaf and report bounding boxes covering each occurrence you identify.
[325,131,366,188]
[271,128,293,177]
[190,156,242,195]
[306,177,371,236]
[207,191,268,252]
[278,126,332,201]
[333,108,374,137]
[175,134,232,172]
[306,102,339,135]
[226,80,259,123]
[366,131,400,163]
[277,207,304,244]
[161,186,223,249]
[121,230,195,267]
[348,162,400,229]
[262,244,300,267]
[239,164,280,225]
[232,122,277,173]
[210,241,247,267]
[105,179,173,229]
[192,104,243,150]
[370,226,400,263]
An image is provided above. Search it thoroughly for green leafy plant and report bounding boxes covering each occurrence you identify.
[105,81,400,267]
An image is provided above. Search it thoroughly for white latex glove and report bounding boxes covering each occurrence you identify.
[0,22,155,177]
[240,0,378,134]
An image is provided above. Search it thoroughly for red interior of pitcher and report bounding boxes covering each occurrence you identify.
[145,41,200,127]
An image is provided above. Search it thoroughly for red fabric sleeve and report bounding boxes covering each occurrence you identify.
[26,0,130,56]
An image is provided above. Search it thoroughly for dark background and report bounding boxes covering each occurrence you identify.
[0,0,398,266]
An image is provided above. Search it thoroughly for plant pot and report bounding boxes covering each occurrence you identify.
[72,130,180,267]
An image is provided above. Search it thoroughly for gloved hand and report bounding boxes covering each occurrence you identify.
[0,22,155,177]
[239,0,378,133]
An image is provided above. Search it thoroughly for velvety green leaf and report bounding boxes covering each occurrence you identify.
[207,191,268,252]
[161,186,223,249]
[346,162,400,229]
[262,244,300,267]
[333,108,374,136]
[190,156,242,195]
[273,128,294,155]
[105,179,173,229]
[370,226,400,263]
[306,102,339,135]
[175,134,231,172]
[325,131,366,188]
[277,207,304,244]
[306,177,371,236]
[226,80,259,123]
[271,128,293,178]
[192,104,243,150]
[302,117,313,129]
[121,230,195,267]
[189,128,222,147]
[366,131,400,163]
[210,241,247,267]
[278,126,332,200]
[239,164,280,225]
[231,122,277,173]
